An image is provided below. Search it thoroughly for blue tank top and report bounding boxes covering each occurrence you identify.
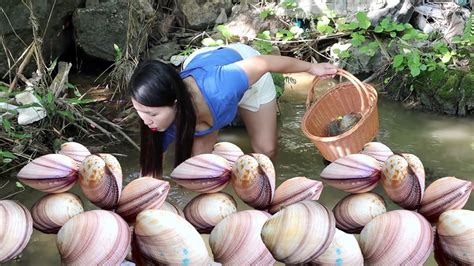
[162,48,249,150]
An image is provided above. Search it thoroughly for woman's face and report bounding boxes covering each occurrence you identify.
[132,98,176,132]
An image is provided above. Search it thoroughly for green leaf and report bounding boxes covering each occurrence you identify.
[404,23,413,30]
[390,31,397,38]
[350,32,365,46]
[57,110,75,122]
[409,65,421,77]
[395,24,405,31]
[201,38,217,47]
[0,150,16,159]
[356,12,371,29]
[393,54,404,67]
[420,64,427,71]
[340,50,351,58]
[15,181,24,188]
[113,43,122,62]
[374,25,383,33]
[46,90,54,105]
[441,52,452,63]
[2,118,12,133]
[260,10,269,19]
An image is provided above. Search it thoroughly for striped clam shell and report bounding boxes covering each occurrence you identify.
[320,154,381,193]
[17,154,78,193]
[31,192,84,234]
[268,176,323,214]
[184,192,237,234]
[58,142,91,166]
[209,210,275,265]
[158,201,184,217]
[360,142,393,165]
[333,192,387,234]
[261,200,336,264]
[419,176,472,223]
[434,209,474,265]
[57,210,131,265]
[116,177,170,223]
[133,210,210,265]
[79,154,122,210]
[0,200,33,263]
[359,210,433,265]
[231,153,275,210]
[212,141,244,165]
[381,153,425,209]
[311,228,364,265]
[170,154,231,193]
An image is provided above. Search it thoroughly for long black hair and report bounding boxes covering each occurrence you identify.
[129,60,196,177]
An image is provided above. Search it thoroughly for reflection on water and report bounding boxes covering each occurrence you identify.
[2,79,474,265]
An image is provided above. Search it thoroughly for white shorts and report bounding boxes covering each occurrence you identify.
[183,43,276,112]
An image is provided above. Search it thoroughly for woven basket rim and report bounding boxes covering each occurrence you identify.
[301,83,378,142]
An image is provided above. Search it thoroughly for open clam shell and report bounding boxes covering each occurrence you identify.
[268,176,323,214]
[311,228,364,266]
[212,141,244,166]
[170,154,231,193]
[419,176,472,223]
[58,142,91,166]
[158,201,184,217]
[0,200,33,263]
[209,210,275,265]
[360,142,393,165]
[133,209,210,265]
[434,209,474,265]
[57,210,131,265]
[17,154,78,193]
[184,192,237,234]
[359,210,433,265]
[261,200,336,264]
[231,153,275,209]
[381,153,425,209]
[333,192,387,234]
[320,154,381,193]
[116,177,170,223]
[79,153,122,210]
[31,192,84,234]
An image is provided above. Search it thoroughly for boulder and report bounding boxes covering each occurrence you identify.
[176,0,233,30]
[73,0,155,61]
[0,0,85,77]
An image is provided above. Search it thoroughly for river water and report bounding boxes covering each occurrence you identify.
[2,75,473,265]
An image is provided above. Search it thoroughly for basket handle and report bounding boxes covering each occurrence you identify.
[305,68,368,109]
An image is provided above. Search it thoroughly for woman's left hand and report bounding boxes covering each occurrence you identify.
[308,63,338,80]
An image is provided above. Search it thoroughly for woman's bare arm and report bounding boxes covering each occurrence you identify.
[234,55,338,86]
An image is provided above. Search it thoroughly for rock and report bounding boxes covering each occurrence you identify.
[367,0,414,24]
[73,0,154,61]
[0,0,85,77]
[176,0,233,30]
[147,42,181,62]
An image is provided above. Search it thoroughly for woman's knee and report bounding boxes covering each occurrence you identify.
[252,142,278,159]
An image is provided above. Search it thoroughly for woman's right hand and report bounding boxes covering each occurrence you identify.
[307,63,338,80]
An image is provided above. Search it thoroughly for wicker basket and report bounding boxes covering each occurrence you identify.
[301,69,379,162]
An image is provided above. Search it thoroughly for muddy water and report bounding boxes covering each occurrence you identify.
[2,74,473,265]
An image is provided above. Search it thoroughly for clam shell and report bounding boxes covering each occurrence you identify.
[268,176,323,214]
[116,177,170,223]
[79,153,122,209]
[231,153,275,209]
[17,154,78,193]
[333,192,387,233]
[57,210,131,265]
[0,200,33,263]
[320,154,381,193]
[311,228,364,265]
[58,142,91,166]
[31,192,84,234]
[209,210,275,265]
[170,154,231,193]
[359,210,433,265]
[212,141,244,165]
[184,192,237,233]
[419,176,472,223]
[134,209,210,265]
[360,142,393,164]
[158,201,184,217]
[381,153,425,209]
[434,209,474,265]
[261,200,336,264]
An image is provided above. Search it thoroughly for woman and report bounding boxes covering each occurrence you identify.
[129,43,337,177]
